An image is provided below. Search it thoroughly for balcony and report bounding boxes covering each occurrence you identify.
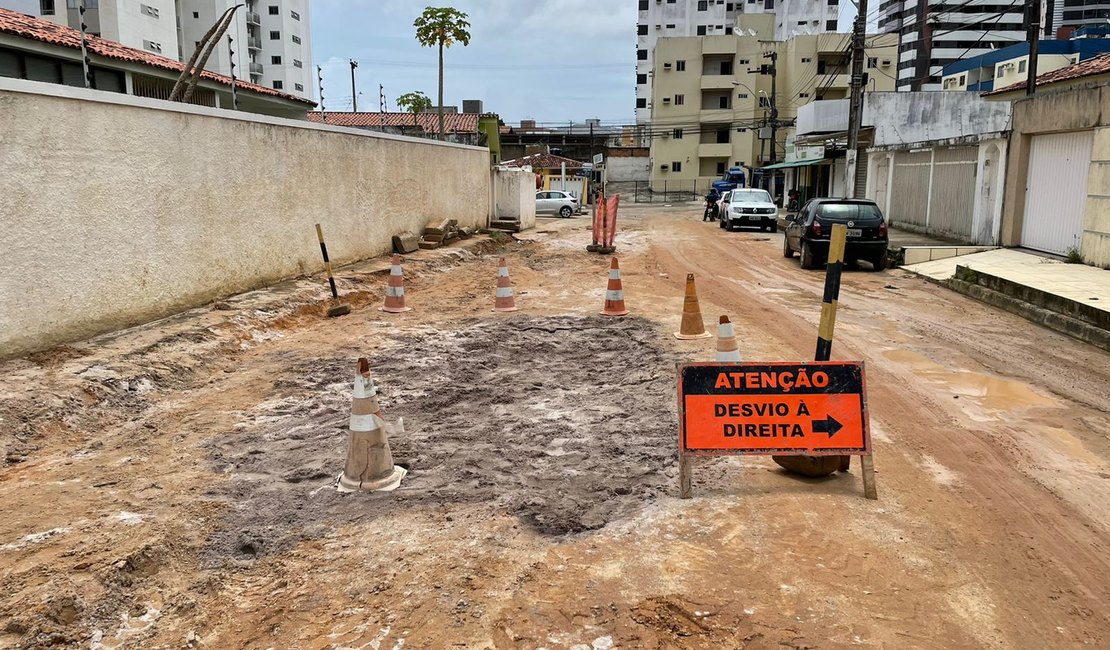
[817,73,851,89]
[701,76,736,90]
[247,11,261,25]
[247,36,261,50]
[698,143,732,158]
[699,108,734,123]
[702,35,736,55]
[249,62,263,75]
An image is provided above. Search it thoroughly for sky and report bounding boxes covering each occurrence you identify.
[310,0,637,126]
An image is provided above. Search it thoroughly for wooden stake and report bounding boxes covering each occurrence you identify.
[861,453,878,500]
[679,452,692,499]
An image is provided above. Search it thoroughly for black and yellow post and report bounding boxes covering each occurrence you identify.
[816,224,849,471]
[315,224,351,318]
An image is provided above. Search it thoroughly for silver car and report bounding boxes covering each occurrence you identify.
[536,190,580,218]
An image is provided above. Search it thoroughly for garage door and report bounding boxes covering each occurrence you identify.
[1022,131,1092,255]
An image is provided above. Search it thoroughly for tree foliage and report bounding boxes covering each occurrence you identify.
[413,6,471,50]
[396,91,432,113]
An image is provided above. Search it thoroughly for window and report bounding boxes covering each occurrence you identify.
[717,161,726,175]
[697,25,706,35]
[270,30,280,40]
[738,58,749,65]
[674,94,685,105]
[737,92,748,98]
[996,67,1004,78]
[290,10,300,20]
[39,0,54,15]
[636,98,647,108]
[1018,60,1026,73]
[637,73,647,84]
[637,49,647,60]
[666,23,675,28]
[797,20,806,25]
[291,34,301,44]
[867,57,877,68]
[293,59,302,68]
[268,5,279,14]
[672,161,682,172]
[719,95,728,108]
[676,60,686,71]
[271,55,282,64]
[140,4,158,17]
[192,11,198,18]
[801,57,812,63]
[673,128,684,138]
[639,0,649,8]
[638,24,648,35]
[273,80,283,89]
[959,74,966,85]
[698,0,708,9]
[295,83,303,91]
[720,61,733,74]
[764,0,774,8]
[67,0,97,7]
[799,92,810,98]
[725,26,733,34]
[716,128,729,143]
[726,2,734,9]
[143,40,162,53]
[826,19,837,30]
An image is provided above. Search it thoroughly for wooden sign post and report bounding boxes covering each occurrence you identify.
[676,361,877,499]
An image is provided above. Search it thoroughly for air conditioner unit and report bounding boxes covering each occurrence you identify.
[664,62,673,69]
[881,59,891,66]
[655,24,662,29]
[661,164,670,170]
[662,97,671,103]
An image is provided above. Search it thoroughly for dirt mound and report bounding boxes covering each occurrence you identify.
[204,315,681,564]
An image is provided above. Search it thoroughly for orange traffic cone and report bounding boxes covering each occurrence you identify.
[601,257,629,316]
[674,274,711,339]
[381,254,412,313]
[338,358,407,492]
[715,315,741,362]
[492,257,519,312]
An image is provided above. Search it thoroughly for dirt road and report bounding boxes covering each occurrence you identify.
[1,205,1108,649]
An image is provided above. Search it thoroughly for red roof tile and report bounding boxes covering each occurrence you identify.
[0,7,314,105]
[307,111,479,132]
[987,53,1110,95]
[501,152,586,169]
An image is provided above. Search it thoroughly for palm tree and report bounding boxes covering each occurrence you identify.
[396,91,433,131]
[413,7,471,140]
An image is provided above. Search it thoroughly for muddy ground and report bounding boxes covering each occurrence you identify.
[1,206,1108,649]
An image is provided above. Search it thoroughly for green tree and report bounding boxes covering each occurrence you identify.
[413,6,471,139]
[396,90,433,128]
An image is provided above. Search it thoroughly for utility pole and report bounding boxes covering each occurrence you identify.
[766,51,778,166]
[845,0,868,198]
[349,59,358,111]
[1026,0,1041,97]
[77,0,91,88]
[317,65,325,113]
[228,34,238,110]
[379,84,386,132]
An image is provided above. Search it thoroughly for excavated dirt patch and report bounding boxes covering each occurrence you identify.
[204,315,682,564]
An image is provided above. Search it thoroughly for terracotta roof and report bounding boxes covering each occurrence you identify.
[0,8,314,105]
[987,53,1110,95]
[501,152,586,169]
[307,111,479,132]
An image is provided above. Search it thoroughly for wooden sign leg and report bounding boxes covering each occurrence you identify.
[860,454,878,500]
[679,452,692,499]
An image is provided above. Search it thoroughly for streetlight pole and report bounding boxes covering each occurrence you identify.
[349,59,359,111]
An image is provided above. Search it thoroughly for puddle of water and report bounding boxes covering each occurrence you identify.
[882,350,1056,410]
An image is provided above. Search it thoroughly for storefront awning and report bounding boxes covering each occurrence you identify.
[761,158,829,170]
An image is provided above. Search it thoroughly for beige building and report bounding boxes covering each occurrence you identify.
[648,15,897,188]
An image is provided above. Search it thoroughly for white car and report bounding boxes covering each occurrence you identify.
[536,190,580,218]
[720,188,778,232]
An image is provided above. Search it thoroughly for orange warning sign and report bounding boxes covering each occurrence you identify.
[678,362,871,455]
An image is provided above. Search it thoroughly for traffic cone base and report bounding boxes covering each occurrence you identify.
[338,360,407,493]
[381,254,412,313]
[674,274,711,339]
[716,315,741,362]
[493,257,520,312]
[601,257,629,316]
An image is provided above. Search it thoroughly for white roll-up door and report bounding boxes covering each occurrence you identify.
[1022,131,1092,255]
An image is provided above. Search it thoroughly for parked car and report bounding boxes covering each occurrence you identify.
[536,190,580,218]
[783,198,889,270]
[720,188,778,232]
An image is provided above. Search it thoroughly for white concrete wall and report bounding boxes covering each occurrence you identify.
[491,168,536,230]
[865,91,1012,147]
[0,79,490,357]
[606,155,650,182]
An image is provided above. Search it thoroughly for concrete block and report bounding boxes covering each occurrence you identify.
[392,232,419,254]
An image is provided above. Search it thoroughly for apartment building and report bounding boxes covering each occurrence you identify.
[940,38,1110,92]
[876,0,1029,91]
[636,0,840,130]
[647,14,897,185]
[2,0,312,98]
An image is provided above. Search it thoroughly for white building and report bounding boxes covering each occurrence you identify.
[876,0,1028,90]
[1,0,312,99]
[636,0,840,133]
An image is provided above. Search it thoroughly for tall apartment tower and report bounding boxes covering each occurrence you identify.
[636,0,839,132]
[877,0,1031,91]
[3,0,313,99]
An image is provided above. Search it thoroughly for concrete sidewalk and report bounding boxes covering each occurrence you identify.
[903,248,1109,314]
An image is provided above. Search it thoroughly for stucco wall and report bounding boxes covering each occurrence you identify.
[606,155,650,182]
[865,91,1012,147]
[492,168,536,230]
[0,79,490,357]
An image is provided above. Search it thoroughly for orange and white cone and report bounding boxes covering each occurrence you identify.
[381,254,412,313]
[338,358,407,492]
[601,257,629,316]
[674,273,712,339]
[715,315,741,362]
[492,257,519,312]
